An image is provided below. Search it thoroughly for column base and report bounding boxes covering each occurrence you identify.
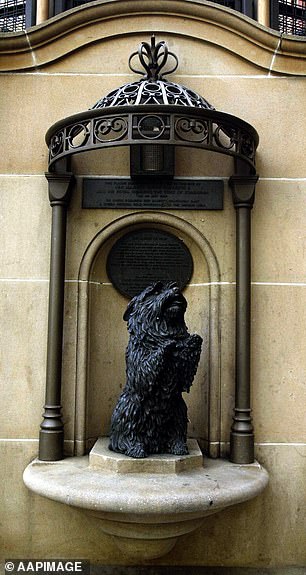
[39,430,64,461]
[230,432,254,464]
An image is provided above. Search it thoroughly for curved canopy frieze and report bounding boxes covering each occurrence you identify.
[0,0,305,74]
[46,105,258,173]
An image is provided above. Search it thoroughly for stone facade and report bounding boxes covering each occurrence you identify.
[1,0,306,567]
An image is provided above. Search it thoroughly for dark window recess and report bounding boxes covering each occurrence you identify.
[51,0,256,19]
[271,0,306,35]
[210,0,255,19]
[52,0,91,15]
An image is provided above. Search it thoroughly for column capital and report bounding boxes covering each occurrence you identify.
[45,172,75,207]
[229,174,259,209]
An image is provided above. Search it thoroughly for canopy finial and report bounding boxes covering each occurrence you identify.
[128,35,178,80]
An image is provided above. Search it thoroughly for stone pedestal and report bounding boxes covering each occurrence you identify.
[89,437,203,474]
[23,437,268,561]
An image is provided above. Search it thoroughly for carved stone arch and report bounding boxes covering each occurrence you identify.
[74,211,221,458]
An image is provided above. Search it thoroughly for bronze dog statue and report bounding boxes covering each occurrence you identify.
[109,281,202,458]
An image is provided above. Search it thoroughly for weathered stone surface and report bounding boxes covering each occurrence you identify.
[89,438,203,473]
[23,452,268,559]
[24,453,269,517]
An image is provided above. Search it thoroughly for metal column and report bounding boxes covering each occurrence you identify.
[39,172,74,461]
[229,175,258,464]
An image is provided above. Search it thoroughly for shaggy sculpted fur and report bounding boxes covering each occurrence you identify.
[109,281,203,458]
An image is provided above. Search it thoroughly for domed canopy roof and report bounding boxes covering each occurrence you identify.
[46,36,258,174]
[92,78,214,109]
[92,36,214,110]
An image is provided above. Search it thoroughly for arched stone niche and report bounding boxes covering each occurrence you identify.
[74,211,221,458]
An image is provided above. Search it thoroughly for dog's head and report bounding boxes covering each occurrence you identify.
[124,281,188,340]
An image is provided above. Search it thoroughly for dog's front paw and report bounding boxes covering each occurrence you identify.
[126,443,147,459]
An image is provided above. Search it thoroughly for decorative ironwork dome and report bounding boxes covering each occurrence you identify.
[46,36,259,174]
[92,78,214,109]
[92,36,214,110]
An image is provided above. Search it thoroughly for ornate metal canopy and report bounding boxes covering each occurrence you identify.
[92,38,214,109]
[46,36,259,173]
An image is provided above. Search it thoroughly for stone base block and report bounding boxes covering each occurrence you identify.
[89,437,203,474]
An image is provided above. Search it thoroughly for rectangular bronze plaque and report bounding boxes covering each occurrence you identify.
[82,178,224,210]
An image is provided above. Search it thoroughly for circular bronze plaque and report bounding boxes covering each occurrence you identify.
[106,228,193,298]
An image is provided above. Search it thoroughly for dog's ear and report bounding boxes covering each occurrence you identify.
[123,282,163,321]
[123,298,135,322]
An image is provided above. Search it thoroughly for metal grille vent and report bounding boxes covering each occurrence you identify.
[277,0,306,34]
[0,0,26,31]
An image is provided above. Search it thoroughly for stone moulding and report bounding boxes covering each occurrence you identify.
[0,0,305,74]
